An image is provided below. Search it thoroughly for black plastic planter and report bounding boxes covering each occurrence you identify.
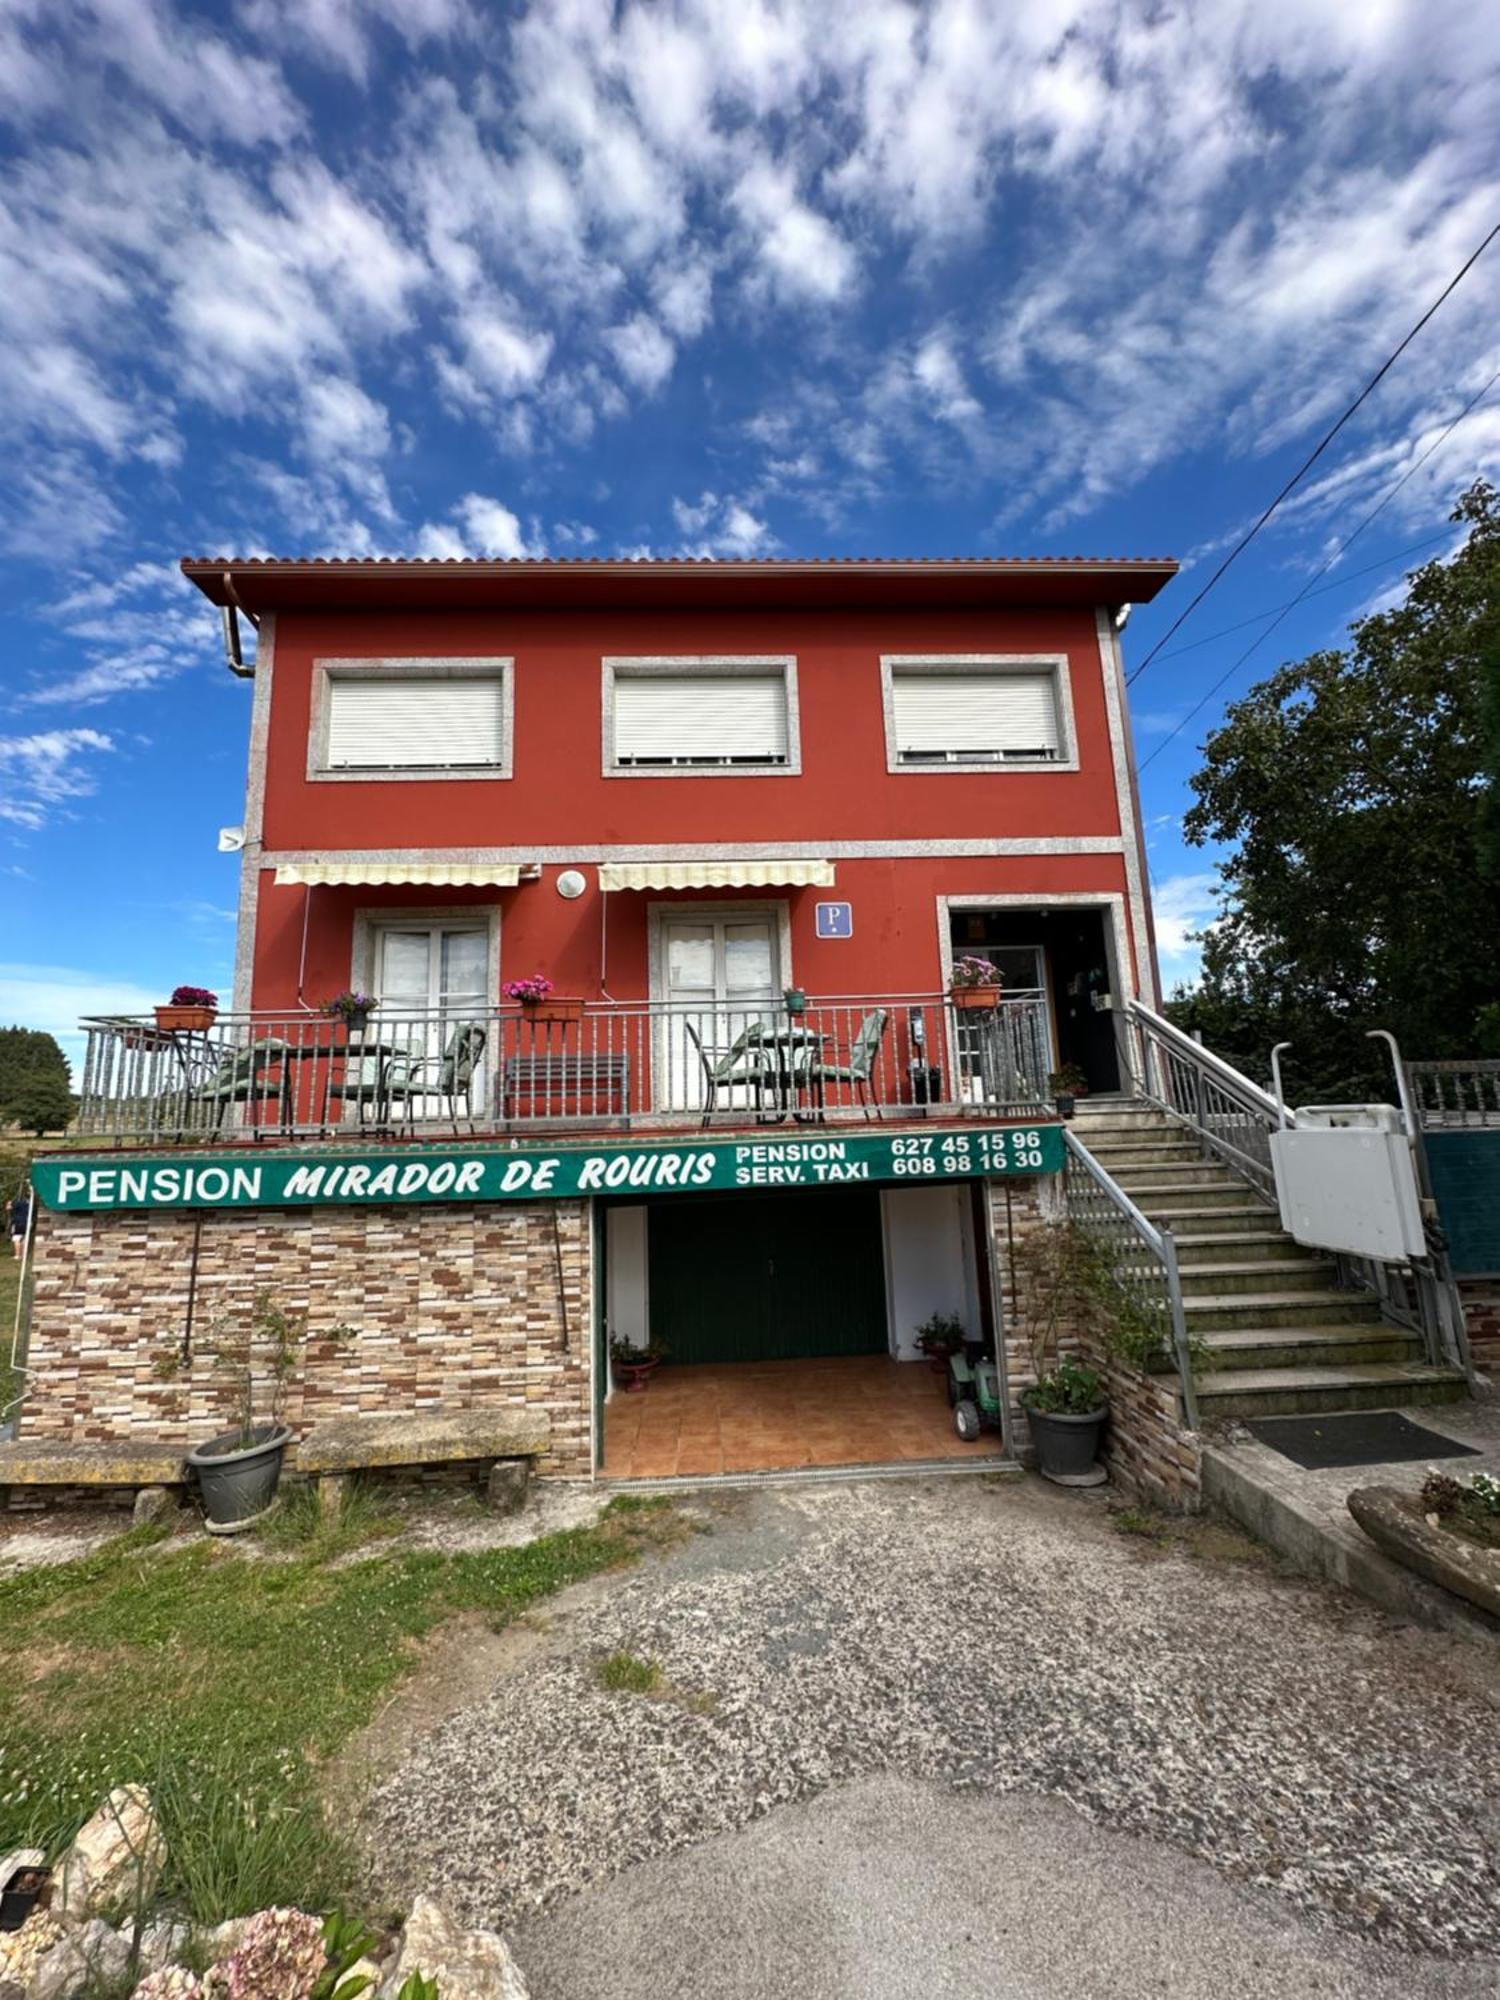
[1054,1092,1076,1120]
[1027,1404,1107,1485]
[187,1422,291,1532]
[1,1866,48,1932]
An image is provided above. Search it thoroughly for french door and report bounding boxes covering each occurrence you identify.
[374,923,489,1116]
[658,913,780,1111]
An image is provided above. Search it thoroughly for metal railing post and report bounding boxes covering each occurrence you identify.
[1160,1227,1198,1430]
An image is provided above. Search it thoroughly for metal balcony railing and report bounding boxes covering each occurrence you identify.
[75,993,1052,1145]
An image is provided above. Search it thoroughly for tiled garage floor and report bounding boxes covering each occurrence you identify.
[603,1354,1006,1479]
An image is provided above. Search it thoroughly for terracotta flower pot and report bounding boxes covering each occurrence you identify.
[612,1355,660,1393]
[949,987,1001,1012]
[154,1005,217,1032]
[524,998,585,1023]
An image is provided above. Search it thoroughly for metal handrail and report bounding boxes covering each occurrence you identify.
[1122,998,1285,1202]
[1063,1127,1198,1428]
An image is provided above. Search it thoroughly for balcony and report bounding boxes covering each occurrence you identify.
[75,993,1052,1147]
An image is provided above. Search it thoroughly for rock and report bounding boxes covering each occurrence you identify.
[132,1487,174,1528]
[1348,1484,1500,1619]
[130,1971,203,2000]
[379,1896,529,2000]
[134,1918,191,1977]
[0,1978,24,2000]
[345,1956,384,1992]
[485,1460,530,1516]
[204,1917,252,1961]
[58,1786,166,1920]
[31,1916,131,2000]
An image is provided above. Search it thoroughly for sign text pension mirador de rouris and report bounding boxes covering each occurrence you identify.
[32,1125,1064,1213]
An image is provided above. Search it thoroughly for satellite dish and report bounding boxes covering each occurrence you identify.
[217,826,246,853]
[556,869,587,900]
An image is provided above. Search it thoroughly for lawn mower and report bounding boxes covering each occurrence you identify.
[947,1342,1003,1442]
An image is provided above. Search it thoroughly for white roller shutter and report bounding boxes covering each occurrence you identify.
[326,677,506,769]
[613,674,789,765]
[892,670,1060,762]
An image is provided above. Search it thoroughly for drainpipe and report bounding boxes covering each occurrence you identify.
[220,572,258,679]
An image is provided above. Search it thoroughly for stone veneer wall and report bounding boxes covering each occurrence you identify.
[1459,1278,1500,1377]
[985,1179,1201,1511]
[21,1200,594,1478]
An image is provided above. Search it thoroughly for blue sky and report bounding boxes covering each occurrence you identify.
[3,0,1499,1068]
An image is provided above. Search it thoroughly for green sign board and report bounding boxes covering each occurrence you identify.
[32,1124,1063,1214]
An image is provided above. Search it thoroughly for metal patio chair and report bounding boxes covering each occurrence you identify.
[186,1039,289,1136]
[805,1008,889,1119]
[684,1018,773,1127]
[391,1021,489,1135]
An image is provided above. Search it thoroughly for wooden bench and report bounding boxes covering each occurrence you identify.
[0,1439,188,1521]
[501,1052,631,1123]
[297,1409,552,1515]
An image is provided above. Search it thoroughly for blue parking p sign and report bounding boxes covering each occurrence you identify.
[815,901,853,939]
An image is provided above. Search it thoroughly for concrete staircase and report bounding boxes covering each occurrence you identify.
[1069,1097,1468,1422]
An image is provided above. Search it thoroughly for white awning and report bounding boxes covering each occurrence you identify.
[597,858,835,892]
[273,860,524,888]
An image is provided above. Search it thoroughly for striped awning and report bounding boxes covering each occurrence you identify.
[273,860,524,888]
[597,858,835,892]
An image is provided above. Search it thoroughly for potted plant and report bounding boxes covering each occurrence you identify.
[179,1293,345,1532]
[505,974,584,1023]
[913,1311,967,1373]
[323,990,378,1032]
[948,956,1002,1011]
[154,985,218,1032]
[0,1861,48,1932]
[783,987,808,1016]
[1048,1062,1090,1119]
[1012,1224,1109,1484]
[611,1333,667,1392]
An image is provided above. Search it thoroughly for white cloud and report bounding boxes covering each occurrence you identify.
[0,729,115,829]
[670,490,773,557]
[733,161,858,305]
[604,314,676,392]
[0,962,166,1078]
[1151,871,1222,989]
[415,493,538,559]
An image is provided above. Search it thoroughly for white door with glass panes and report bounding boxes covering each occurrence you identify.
[659,915,780,1111]
[375,925,489,1120]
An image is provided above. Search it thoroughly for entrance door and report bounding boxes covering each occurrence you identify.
[375,922,490,1111]
[658,913,780,1110]
[647,1187,888,1363]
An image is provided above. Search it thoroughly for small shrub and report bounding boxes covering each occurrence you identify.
[259,1480,397,1560]
[597,1650,662,1694]
[1112,1505,1167,1542]
[215,1907,327,2000]
[1420,1470,1464,1518]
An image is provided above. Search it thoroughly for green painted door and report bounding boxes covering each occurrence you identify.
[646,1188,889,1364]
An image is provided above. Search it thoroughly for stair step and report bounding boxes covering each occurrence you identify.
[1177,1259,1338,1296]
[1083,1145,1205,1169]
[1189,1362,1468,1419]
[1136,1187,1270,1214]
[1153,1208,1285,1236]
[1173,1230,1308,1260]
[1182,1289,1385,1331]
[1196,1325,1427,1371]
[1110,1160,1243,1185]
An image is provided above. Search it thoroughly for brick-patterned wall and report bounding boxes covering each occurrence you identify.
[1460,1278,1500,1378]
[986,1179,1201,1510]
[21,1201,595,1478]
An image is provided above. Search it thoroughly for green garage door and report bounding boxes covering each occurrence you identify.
[646,1187,889,1364]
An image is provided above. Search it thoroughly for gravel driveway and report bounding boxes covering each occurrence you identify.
[361,1474,1500,1981]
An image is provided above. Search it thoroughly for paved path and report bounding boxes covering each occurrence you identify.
[361,1475,1500,1988]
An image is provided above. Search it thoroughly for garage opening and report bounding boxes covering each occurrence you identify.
[601,1183,1007,1479]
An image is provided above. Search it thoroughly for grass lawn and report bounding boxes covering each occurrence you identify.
[0,1249,23,1417]
[0,1493,683,1923]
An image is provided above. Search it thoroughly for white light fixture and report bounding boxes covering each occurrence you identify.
[217,826,245,852]
[556,868,587,899]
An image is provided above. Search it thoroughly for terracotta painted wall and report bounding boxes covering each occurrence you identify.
[247,602,1145,1009]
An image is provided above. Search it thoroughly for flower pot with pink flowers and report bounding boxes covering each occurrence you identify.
[154,985,218,1032]
[948,956,1003,1011]
[505,974,584,1023]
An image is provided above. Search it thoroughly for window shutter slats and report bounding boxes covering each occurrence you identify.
[614,674,788,764]
[326,678,506,769]
[891,671,1059,760]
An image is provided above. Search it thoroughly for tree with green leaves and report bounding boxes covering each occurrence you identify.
[1175,480,1500,1102]
[0,1026,72,1130]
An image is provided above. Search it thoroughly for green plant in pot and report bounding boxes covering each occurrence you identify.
[1048,1062,1089,1120]
[611,1331,668,1392]
[173,1293,348,1532]
[913,1311,967,1373]
[1011,1224,1108,1484]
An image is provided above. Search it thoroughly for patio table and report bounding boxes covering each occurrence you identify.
[749,1025,827,1122]
[274,1034,409,1134]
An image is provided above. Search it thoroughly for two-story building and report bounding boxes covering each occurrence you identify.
[21,554,1176,1487]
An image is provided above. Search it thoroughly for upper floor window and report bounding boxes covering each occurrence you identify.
[603,657,800,777]
[310,658,513,782]
[881,655,1076,772]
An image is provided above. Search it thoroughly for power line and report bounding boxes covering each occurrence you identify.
[1149,529,1455,662]
[1128,217,1500,686]
[1138,364,1500,772]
